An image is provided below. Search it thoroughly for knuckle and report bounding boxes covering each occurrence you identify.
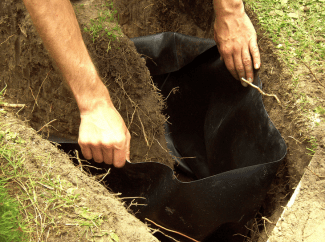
[243,58,252,67]
[220,46,232,56]
[228,67,236,74]
[115,134,125,146]
[102,135,125,149]
[236,66,245,73]
[251,45,259,54]
[78,140,91,148]
[233,46,241,53]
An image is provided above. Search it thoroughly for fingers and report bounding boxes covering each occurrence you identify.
[125,131,131,161]
[233,50,246,87]
[79,131,130,168]
[249,37,261,70]
[80,144,92,160]
[219,46,239,81]
[91,146,104,163]
[242,47,253,86]
[220,44,258,87]
[103,148,113,165]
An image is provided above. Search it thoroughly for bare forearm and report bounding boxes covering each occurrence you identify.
[213,0,245,17]
[23,0,111,112]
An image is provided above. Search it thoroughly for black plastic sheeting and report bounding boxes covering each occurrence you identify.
[107,33,286,241]
[56,32,287,242]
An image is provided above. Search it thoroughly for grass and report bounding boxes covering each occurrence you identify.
[0,180,27,242]
[246,0,324,69]
[82,0,123,43]
[245,0,325,150]
[306,136,318,156]
[0,121,120,241]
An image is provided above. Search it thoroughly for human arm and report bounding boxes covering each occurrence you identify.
[213,0,260,86]
[22,0,130,167]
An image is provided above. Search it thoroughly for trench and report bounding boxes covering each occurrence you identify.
[114,0,311,239]
[0,0,313,241]
[59,1,311,241]
[53,1,311,242]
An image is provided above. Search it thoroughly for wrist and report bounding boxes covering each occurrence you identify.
[213,0,245,17]
[66,68,114,114]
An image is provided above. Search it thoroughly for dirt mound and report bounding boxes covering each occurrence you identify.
[0,0,174,167]
[0,112,159,242]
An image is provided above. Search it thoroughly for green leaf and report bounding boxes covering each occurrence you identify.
[110,233,119,242]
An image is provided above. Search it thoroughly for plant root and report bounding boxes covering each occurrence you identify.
[241,77,281,104]
[145,218,200,242]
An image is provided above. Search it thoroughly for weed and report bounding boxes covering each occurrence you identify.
[314,106,325,115]
[83,0,122,43]
[109,232,119,242]
[306,136,318,156]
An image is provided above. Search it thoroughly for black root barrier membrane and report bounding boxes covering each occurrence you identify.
[56,33,287,242]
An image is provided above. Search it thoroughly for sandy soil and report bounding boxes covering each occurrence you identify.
[267,124,325,242]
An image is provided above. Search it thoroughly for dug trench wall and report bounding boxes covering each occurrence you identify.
[0,0,174,167]
[0,0,173,241]
[0,113,159,242]
[0,0,317,241]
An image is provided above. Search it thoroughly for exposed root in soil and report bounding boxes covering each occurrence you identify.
[146,218,199,242]
[241,77,281,104]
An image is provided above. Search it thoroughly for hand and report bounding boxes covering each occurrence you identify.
[78,102,131,168]
[214,11,261,86]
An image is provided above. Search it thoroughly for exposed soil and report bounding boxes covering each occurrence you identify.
[1,0,324,241]
[0,0,173,241]
[0,112,159,242]
[0,0,174,167]
[268,125,325,242]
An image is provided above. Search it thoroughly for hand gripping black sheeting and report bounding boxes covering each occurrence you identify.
[106,32,287,241]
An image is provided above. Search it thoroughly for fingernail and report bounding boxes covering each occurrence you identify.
[248,77,253,83]
[241,81,248,87]
[255,63,259,69]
